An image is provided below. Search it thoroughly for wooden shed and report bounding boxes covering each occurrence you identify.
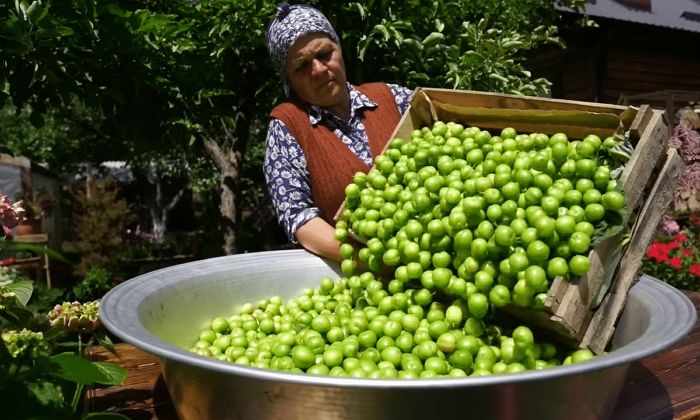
[529,0,700,119]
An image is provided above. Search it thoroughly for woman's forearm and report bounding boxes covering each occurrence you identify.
[295,217,342,262]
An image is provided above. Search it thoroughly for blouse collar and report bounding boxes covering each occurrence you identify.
[307,83,377,125]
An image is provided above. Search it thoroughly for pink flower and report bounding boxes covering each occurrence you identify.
[658,215,680,236]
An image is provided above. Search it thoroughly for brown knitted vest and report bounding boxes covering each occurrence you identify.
[270,83,401,224]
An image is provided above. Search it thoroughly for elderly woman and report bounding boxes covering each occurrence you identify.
[264,3,413,261]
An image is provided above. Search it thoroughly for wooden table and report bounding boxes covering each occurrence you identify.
[86,291,700,420]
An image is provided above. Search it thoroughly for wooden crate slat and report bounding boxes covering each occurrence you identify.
[432,102,622,139]
[543,276,569,313]
[582,148,685,354]
[551,232,625,340]
[628,105,653,143]
[415,88,629,114]
[619,112,671,209]
[502,306,581,348]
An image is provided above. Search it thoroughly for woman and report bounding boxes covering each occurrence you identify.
[264,3,413,261]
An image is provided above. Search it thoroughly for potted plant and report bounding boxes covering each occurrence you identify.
[14,188,55,235]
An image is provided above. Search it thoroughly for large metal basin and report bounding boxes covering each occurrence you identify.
[100,249,696,420]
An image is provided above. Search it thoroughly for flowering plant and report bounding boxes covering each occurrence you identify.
[669,123,700,216]
[0,191,128,419]
[642,216,700,291]
[0,194,25,236]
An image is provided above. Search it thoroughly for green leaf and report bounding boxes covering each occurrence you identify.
[137,13,175,33]
[422,32,444,47]
[26,1,47,26]
[93,361,128,386]
[402,38,423,57]
[1,306,34,325]
[347,2,366,20]
[51,353,126,386]
[35,26,74,39]
[28,381,65,406]
[43,326,67,341]
[96,333,117,356]
[373,24,390,41]
[501,40,524,49]
[0,240,71,264]
[6,280,33,306]
[435,19,445,32]
[488,73,510,84]
[105,4,131,17]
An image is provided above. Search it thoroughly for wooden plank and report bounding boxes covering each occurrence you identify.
[417,87,629,114]
[618,111,671,210]
[552,232,624,340]
[628,105,653,143]
[432,102,622,139]
[85,343,178,418]
[582,148,685,353]
[543,276,569,313]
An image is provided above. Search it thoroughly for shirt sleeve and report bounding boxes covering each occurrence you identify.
[386,83,414,115]
[263,119,322,243]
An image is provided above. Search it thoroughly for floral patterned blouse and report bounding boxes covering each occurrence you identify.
[264,83,413,242]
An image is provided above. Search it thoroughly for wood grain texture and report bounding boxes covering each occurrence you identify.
[85,291,700,419]
[583,148,686,353]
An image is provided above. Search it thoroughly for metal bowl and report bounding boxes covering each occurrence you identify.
[100,249,696,420]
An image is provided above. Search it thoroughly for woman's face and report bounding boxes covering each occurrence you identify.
[285,33,348,109]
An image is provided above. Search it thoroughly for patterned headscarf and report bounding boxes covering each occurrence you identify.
[266,3,340,97]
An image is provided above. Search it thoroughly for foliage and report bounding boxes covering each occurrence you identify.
[0,266,25,286]
[71,267,113,302]
[1,191,127,420]
[15,187,56,219]
[0,194,25,235]
[642,218,700,291]
[1,0,589,253]
[320,0,590,95]
[0,102,101,173]
[0,287,128,419]
[69,177,136,275]
[642,120,700,291]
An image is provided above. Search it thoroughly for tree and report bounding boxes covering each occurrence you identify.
[1,0,589,255]
[1,0,279,253]
[319,0,589,95]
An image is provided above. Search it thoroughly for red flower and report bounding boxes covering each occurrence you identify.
[646,243,669,262]
[690,263,700,278]
[681,248,695,256]
[667,241,681,250]
[674,233,687,242]
[668,258,682,269]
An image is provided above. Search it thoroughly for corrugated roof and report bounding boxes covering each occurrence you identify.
[559,0,700,33]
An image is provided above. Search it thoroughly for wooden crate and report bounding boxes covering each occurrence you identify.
[350,88,681,353]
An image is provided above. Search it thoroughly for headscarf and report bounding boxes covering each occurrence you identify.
[266,3,340,97]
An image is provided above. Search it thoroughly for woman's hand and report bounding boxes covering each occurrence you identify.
[295,216,343,262]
